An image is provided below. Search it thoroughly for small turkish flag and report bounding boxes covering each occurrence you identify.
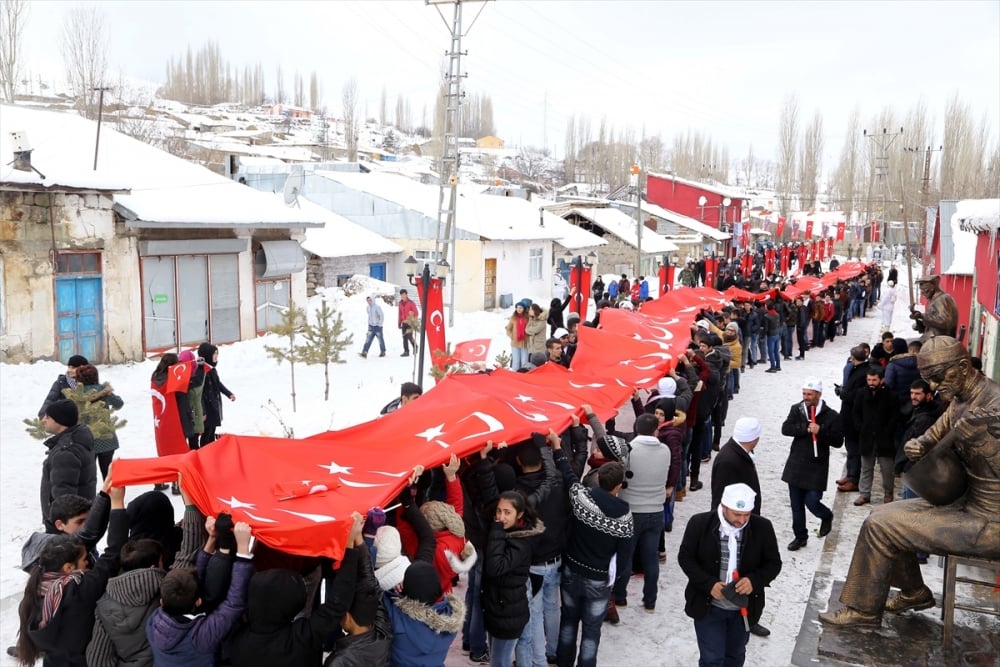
[452,339,491,363]
[165,361,192,394]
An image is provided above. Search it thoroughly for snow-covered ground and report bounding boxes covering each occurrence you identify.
[0,264,935,665]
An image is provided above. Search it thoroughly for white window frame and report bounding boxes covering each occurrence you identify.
[528,247,543,281]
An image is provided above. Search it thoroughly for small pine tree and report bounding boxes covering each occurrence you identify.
[494,350,512,369]
[298,299,354,401]
[382,128,397,153]
[23,384,126,441]
[264,304,308,412]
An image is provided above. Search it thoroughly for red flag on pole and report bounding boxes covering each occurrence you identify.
[779,246,790,275]
[776,217,786,237]
[805,220,814,239]
[704,257,718,290]
[872,221,881,242]
[818,238,826,261]
[836,221,845,241]
[826,238,835,258]
[568,265,591,322]
[416,277,447,370]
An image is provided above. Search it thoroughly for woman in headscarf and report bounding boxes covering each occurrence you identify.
[197,343,235,447]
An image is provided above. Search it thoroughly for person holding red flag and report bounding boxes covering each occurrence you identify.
[149,353,194,494]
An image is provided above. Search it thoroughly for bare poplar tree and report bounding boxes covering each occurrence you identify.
[342,77,359,161]
[776,93,799,215]
[395,94,404,130]
[309,71,319,110]
[61,3,109,119]
[833,107,863,223]
[275,65,285,104]
[379,85,387,127]
[798,110,824,209]
[940,94,991,198]
[294,70,304,107]
[0,0,28,102]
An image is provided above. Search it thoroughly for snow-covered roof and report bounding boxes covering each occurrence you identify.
[296,197,403,258]
[646,171,746,201]
[314,170,606,247]
[0,105,325,228]
[616,199,732,242]
[187,138,319,162]
[562,207,679,253]
[944,200,989,275]
[955,198,1000,234]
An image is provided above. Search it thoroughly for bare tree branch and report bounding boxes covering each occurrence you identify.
[61,3,109,119]
[0,0,28,102]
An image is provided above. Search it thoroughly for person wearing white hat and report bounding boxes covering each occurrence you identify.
[677,483,782,667]
[780,379,844,551]
[710,416,770,637]
[880,279,897,330]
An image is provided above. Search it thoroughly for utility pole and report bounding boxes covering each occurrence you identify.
[904,145,943,265]
[632,164,642,277]
[863,127,903,246]
[427,0,489,325]
[92,86,112,170]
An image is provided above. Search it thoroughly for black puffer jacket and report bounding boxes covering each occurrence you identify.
[482,518,545,640]
[198,343,233,429]
[40,424,97,525]
[853,384,900,458]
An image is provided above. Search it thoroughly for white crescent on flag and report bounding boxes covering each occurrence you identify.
[504,401,549,422]
[278,509,338,523]
[458,411,506,441]
[150,388,167,415]
[429,310,444,332]
[469,343,487,357]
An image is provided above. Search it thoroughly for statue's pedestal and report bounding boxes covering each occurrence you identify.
[795,577,1000,666]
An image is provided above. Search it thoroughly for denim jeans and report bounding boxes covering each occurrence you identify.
[780,325,794,358]
[530,560,561,663]
[557,566,609,667]
[511,346,530,371]
[491,636,518,667]
[679,428,693,488]
[513,577,536,667]
[700,416,714,460]
[730,368,740,395]
[693,604,749,667]
[766,334,780,369]
[613,511,664,608]
[361,325,386,354]
[788,484,833,540]
[748,333,760,363]
[463,558,487,655]
[756,335,766,365]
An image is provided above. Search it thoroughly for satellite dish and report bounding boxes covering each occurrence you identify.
[282,166,305,208]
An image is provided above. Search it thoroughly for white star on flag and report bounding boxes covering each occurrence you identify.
[217,496,257,510]
[416,424,446,441]
[319,461,353,475]
[513,394,534,403]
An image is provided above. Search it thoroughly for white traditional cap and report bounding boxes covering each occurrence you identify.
[802,378,823,393]
[657,377,677,398]
[695,320,710,330]
[721,483,757,511]
[732,417,762,444]
[553,327,570,339]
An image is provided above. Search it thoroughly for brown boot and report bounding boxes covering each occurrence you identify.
[675,488,686,502]
[604,599,620,625]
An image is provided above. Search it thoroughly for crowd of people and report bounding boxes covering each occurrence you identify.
[16,253,988,667]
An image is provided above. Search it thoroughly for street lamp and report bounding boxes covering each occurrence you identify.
[563,250,596,315]
[404,255,449,389]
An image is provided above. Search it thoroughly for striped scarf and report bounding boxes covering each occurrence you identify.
[39,570,83,628]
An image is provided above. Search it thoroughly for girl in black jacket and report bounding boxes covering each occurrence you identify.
[482,490,544,667]
[16,488,127,667]
[197,343,235,447]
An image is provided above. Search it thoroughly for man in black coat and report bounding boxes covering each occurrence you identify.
[780,380,844,551]
[835,347,870,493]
[852,366,900,506]
[710,416,773,638]
[39,399,97,526]
[678,483,782,667]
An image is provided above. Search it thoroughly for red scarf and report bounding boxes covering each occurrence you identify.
[515,314,528,341]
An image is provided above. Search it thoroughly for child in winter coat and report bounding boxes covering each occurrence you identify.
[384,560,464,667]
[86,538,166,667]
[482,490,545,667]
[227,513,365,667]
[324,516,393,667]
[145,520,254,667]
[15,485,127,667]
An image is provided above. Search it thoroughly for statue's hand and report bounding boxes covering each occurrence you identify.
[904,439,926,461]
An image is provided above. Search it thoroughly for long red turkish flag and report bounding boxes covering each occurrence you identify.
[416,277,447,370]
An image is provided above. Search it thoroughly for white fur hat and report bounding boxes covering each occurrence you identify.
[373,525,402,569]
[657,377,677,398]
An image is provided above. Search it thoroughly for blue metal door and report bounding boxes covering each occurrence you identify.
[369,262,386,281]
[55,277,103,363]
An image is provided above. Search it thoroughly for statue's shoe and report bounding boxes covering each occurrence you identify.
[818,607,882,627]
[885,586,935,613]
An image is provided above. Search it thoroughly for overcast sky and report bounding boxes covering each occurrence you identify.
[18,0,1000,166]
